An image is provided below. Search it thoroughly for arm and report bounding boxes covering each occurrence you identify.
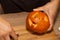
[33,0,59,31]
[45,0,59,19]
[0,17,18,40]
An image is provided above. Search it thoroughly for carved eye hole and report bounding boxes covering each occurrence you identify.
[32,13,40,24]
[44,16,49,22]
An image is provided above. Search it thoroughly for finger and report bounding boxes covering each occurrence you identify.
[10,30,18,40]
[0,36,4,40]
[4,34,10,40]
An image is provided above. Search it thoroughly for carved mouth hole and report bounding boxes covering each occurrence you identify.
[32,21,36,24]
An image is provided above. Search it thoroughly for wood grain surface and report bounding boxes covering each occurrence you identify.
[0,12,60,40]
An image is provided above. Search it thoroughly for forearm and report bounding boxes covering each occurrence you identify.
[46,0,59,19]
[50,0,59,9]
[47,0,59,12]
[51,0,59,19]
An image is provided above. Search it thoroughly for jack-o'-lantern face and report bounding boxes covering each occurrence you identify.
[26,11,50,33]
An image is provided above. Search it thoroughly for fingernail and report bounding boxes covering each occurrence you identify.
[16,33,19,37]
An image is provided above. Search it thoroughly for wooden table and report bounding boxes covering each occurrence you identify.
[0,12,60,40]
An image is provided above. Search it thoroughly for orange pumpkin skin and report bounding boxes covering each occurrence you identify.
[26,11,50,33]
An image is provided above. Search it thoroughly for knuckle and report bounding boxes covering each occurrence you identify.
[0,32,7,36]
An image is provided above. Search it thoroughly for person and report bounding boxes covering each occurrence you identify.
[0,0,59,40]
[0,17,18,40]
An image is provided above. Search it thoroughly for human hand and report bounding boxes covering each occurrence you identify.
[0,17,18,40]
[33,2,57,32]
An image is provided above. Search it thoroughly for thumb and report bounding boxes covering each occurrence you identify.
[33,7,45,11]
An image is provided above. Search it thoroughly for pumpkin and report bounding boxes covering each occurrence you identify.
[26,11,50,33]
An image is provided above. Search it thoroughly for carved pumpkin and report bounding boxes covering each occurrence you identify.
[26,11,50,33]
